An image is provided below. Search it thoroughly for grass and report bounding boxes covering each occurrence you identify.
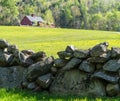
[0,26,120,57]
[0,26,120,101]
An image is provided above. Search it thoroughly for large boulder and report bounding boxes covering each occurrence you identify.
[103,59,120,72]
[0,66,26,88]
[90,42,108,57]
[50,69,106,96]
[0,39,9,49]
[26,57,54,81]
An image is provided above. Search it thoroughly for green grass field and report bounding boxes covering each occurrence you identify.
[0,26,120,57]
[0,26,120,101]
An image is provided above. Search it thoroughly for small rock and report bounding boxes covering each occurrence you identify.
[7,45,18,54]
[21,81,28,88]
[54,58,68,68]
[74,49,89,59]
[106,83,120,96]
[111,47,120,58]
[0,39,9,49]
[65,45,76,53]
[27,82,36,90]
[0,53,11,66]
[92,71,119,83]
[88,52,111,63]
[36,73,52,89]
[96,64,103,70]
[57,51,73,59]
[30,51,46,62]
[79,60,95,73]
[51,67,58,75]
[61,58,81,71]
[90,42,108,57]
[103,59,120,72]
[21,50,34,56]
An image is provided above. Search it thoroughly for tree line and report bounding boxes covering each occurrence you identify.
[0,0,120,31]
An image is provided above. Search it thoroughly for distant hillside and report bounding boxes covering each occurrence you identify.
[0,0,120,31]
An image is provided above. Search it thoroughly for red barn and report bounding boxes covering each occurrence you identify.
[20,14,45,26]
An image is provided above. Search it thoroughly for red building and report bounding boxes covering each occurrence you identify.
[20,14,44,26]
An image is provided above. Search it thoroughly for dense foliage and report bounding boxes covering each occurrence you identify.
[0,0,120,31]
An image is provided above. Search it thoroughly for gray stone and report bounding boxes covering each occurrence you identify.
[92,71,119,83]
[27,56,54,81]
[21,50,34,56]
[7,45,18,54]
[0,53,11,66]
[106,83,120,96]
[36,73,52,89]
[65,45,76,53]
[61,58,81,71]
[51,67,58,75]
[103,59,120,72]
[27,82,36,90]
[79,60,95,73]
[96,64,103,70]
[74,49,89,59]
[111,47,120,58]
[0,66,26,88]
[90,42,108,57]
[0,39,9,49]
[21,81,28,88]
[54,58,68,68]
[57,51,73,59]
[50,69,106,97]
[88,52,111,63]
[30,51,46,62]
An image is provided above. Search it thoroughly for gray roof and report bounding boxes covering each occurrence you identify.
[26,15,44,22]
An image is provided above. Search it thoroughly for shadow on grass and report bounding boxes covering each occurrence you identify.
[1,88,120,101]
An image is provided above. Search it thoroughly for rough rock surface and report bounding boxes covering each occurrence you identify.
[0,39,120,97]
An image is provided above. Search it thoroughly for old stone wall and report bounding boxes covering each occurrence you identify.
[0,39,120,97]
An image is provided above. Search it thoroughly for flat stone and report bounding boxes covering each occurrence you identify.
[88,52,111,63]
[36,73,52,89]
[111,47,120,58]
[106,83,120,96]
[65,45,76,53]
[103,59,120,72]
[74,49,89,59]
[0,39,9,49]
[92,71,119,83]
[57,51,73,59]
[90,42,108,57]
[61,58,81,71]
[54,58,68,68]
[79,60,95,73]
[27,56,54,81]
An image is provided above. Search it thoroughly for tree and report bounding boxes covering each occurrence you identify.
[0,0,19,25]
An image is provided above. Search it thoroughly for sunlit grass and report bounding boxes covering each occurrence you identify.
[0,26,120,57]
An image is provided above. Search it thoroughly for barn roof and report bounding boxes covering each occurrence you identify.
[26,15,44,22]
